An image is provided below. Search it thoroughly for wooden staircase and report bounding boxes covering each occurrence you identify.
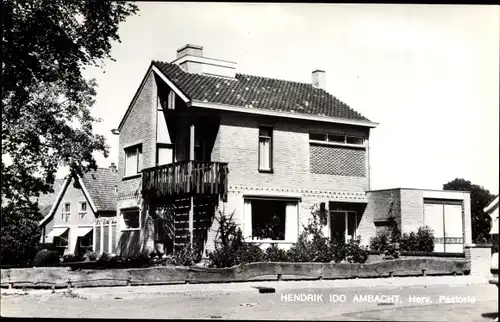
[171,195,217,253]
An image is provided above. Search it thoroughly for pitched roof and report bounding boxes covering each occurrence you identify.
[38,168,117,226]
[152,61,370,122]
[80,168,118,212]
[37,179,65,217]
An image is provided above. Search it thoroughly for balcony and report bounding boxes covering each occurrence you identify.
[141,161,229,201]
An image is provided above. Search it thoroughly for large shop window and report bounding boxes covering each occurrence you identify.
[122,208,140,230]
[243,198,298,242]
[258,127,273,172]
[124,144,142,177]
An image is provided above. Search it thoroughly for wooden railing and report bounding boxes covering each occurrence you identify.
[141,161,229,201]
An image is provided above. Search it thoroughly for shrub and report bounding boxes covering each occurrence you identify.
[370,217,435,258]
[125,251,151,268]
[169,243,201,267]
[369,232,391,252]
[33,249,60,267]
[343,237,369,264]
[98,252,111,262]
[263,244,288,262]
[206,211,264,268]
[83,250,99,262]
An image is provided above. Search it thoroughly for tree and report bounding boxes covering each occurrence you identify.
[443,178,495,243]
[1,0,138,265]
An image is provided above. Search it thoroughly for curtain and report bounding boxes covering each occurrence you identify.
[259,138,270,170]
[285,202,298,242]
[125,149,138,177]
[243,199,253,240]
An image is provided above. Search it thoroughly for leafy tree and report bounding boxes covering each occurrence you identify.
[1,0,138,265]
[443,178,495,243]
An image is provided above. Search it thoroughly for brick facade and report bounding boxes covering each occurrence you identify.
[364,188,472,251]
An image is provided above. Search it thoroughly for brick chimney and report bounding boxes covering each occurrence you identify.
[109,162,117,173]
[176,44,203,59]
[171,44,237,78]
[312,69,326,89]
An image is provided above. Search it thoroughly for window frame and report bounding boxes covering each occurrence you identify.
[243,197,299,243]
[156,143,174,166]
[309,132,365,148]
[79,232,93,248]
[124,144,142,178]
[55,230,69,248]
[258,126,273,173]
[79,201,87,219]
[61,202,71,222]
[121,208,141,231]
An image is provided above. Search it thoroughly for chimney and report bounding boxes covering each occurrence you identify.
[176,44,203,59]
[171,44,237,78]
[312,69,326,89]
[109,162,117,173]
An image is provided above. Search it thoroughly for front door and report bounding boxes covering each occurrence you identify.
[330,211,357,243]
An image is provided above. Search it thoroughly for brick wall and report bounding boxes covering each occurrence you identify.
[359,189,402,245]
[400,189,424,233]
[218,112,370,192]
[116,70,159,256]
[465,245,493,277]
[218,111,371,238]
[310,145,366,177]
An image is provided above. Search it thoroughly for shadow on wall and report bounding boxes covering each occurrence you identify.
[116,205,152,258]
[116,231,141,258]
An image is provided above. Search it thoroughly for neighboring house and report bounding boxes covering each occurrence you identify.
[363,188,472,253]
[112,44,474,258]
[484,195,499,237]
[38,165,118,256]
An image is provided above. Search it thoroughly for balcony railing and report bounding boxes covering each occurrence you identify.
[142,161,229,201]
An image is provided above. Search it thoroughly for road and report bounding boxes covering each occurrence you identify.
[1,276,498,321]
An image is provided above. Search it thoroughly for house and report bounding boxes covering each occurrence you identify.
[112,44,474,258]
[112,43,378,258]
[38,165,118,256]
[362,188,472,253]
[484,195,499,237]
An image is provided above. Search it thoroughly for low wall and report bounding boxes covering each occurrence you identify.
[1,258,470,289]
[465,244,492,278]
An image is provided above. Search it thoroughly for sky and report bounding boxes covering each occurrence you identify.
[78,3,499,195]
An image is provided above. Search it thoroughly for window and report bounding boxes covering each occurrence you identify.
[258,127,273,171]
[346,136,364,145]
[61,203,70,222]
[79,201,87,219]
[124,144,142,177]
[309,132,364,146]
[80,233,93,247]
[122,208,140,230]
[168,91,176,110]
[157,143,173,166]
[55,230,69,248]
[243,198,299,242]
[330,211,358,242]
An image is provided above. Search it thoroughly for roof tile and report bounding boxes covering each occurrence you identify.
[152,61,370,122]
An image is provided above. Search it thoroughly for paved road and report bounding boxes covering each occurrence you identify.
[1,276,498,321]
